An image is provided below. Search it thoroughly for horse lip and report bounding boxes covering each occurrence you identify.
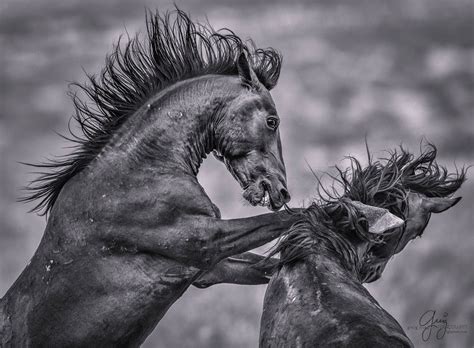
[262,182,283,211]
[268,198,283,211]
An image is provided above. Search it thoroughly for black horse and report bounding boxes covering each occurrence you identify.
[259,146,465,347]
[1,9,299,347]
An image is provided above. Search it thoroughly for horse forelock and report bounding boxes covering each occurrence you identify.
[20,7,282,215]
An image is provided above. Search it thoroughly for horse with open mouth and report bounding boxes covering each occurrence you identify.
[0,9,298,347]
[259,145,465,347]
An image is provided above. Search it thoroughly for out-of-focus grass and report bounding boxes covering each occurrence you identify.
[1,0,472,347]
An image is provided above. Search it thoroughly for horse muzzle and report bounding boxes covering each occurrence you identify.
[243,177,290,211]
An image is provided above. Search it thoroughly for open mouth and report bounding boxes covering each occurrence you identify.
[243,181,274,209]
[242,180,285,211]
[258,181,275,209]
[262,183,284,211]
[257,189,271,207]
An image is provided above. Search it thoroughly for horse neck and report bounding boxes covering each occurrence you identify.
[275,229,410,345]
[306,248,360,284]
[306,226,364,282]
[286,254,410,346]
[99,74,239,177]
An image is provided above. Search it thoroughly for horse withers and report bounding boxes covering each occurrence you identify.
[1,10,298,347]
[259,146,465,347]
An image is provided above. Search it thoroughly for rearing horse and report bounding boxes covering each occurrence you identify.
[0,10,297,347]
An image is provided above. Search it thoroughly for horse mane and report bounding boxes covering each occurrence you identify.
[275,144,466,269]
[396,144,466,197]
[20,8,282,215]
[274,201,373,275]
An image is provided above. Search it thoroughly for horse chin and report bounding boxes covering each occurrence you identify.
[269,202,283,211]
[267,193,284,211]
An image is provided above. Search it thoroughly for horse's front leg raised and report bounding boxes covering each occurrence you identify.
[175,211,301,268]
[192,252,279,288]
[119,210,301,269]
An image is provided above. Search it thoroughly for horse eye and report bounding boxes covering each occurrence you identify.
[266,116,279,130]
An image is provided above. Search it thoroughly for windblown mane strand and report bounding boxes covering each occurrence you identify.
[20,8,282,215]
[344,152,407,219]
[396,144,466,197]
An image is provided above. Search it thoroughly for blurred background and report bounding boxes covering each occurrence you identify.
[1,0,473,346]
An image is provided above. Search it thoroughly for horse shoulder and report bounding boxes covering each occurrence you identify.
[261,263,323,345]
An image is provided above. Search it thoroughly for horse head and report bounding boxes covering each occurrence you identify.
[359,144,465,283]
[213,52,290,211]
[360,193,461,282]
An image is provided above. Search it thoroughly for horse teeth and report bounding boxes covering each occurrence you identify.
[258,191,270,206]
[262,192,270,206]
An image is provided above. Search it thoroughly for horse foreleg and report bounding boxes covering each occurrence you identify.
[192,252,279,288]
[120,209,301,269]
[182,210,300,268]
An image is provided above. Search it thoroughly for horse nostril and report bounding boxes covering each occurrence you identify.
[280,188,291,203]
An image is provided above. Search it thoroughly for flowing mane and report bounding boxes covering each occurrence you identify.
[396,145,466,197]
[20,8,282,215]
[275,144,466,267]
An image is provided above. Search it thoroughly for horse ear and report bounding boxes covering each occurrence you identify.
[237,51,260,88]
[351,201,404,234]
[422,196,461,213]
